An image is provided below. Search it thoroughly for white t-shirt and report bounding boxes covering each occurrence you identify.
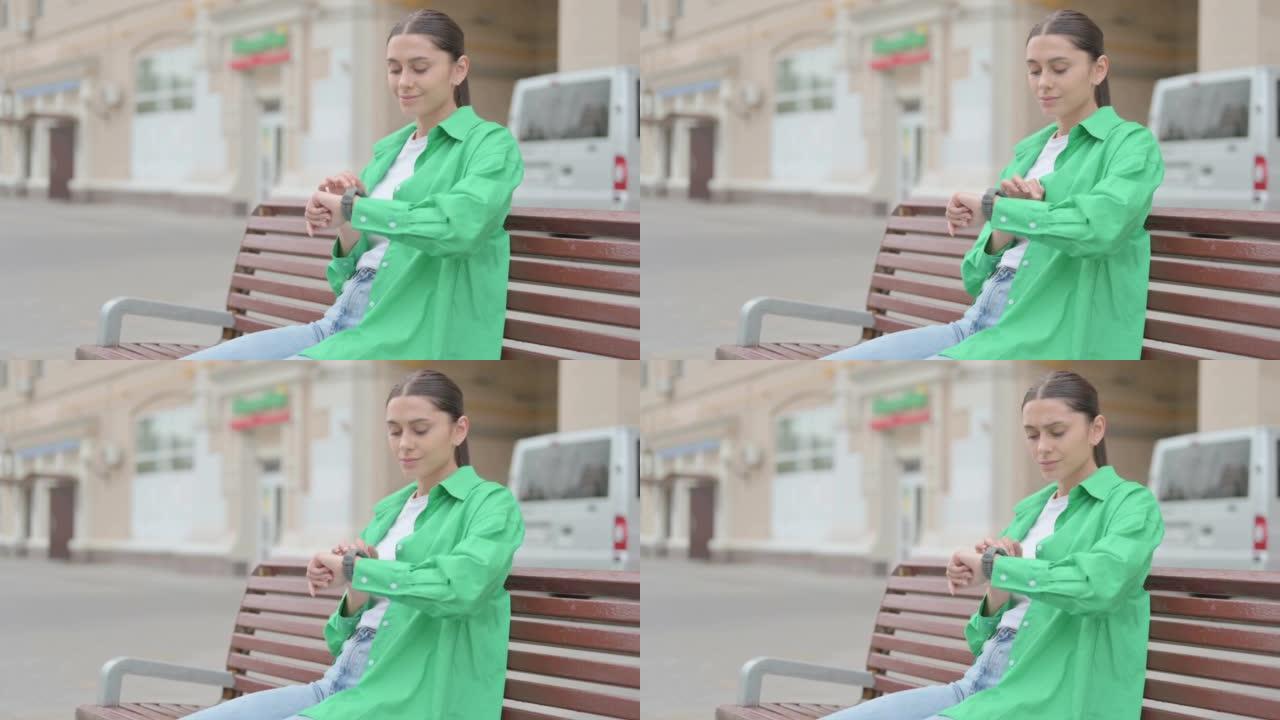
[357,490,430,631]
[997,491,1070,631]
[356,131,430,272]
[1000,131,1070,270]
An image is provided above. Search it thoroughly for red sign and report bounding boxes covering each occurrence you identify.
[870,408,930,430]
[870,50,931,71]
[230,409,290,430]
[230,49,291,71]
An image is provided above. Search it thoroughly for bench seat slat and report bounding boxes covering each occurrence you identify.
[509,258,640,294]
[502,678,639,720]
[503,319,638,358]
[229,274,334,306]
[506,649,639,688]
[506,290,640,328]
[510,233,640,264]
[509,619,639,655]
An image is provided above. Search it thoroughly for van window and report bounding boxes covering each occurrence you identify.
[517,78,612,142]
[1156,438,1251,501]
[1158,79,1250,141]
[516,438,611,501]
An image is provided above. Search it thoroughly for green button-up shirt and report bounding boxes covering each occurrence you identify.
[942,106,1165,360]
[300,105,524,360]
[943,465,1165,720]
[301,466,525,720]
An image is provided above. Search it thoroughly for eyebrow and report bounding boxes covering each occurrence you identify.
[1024,422,1068,430]
[387,418,432,425]
[1026,57,1071,64]
[387,57,432,63]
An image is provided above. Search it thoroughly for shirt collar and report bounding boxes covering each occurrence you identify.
[1016,104,1123,156]
[383,465,483,511]
[1075,464,1122,501]
[374,105,483,154]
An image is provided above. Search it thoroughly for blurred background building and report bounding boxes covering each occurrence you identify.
[640,0,1271,213]
[640,360,1280,574]
[0,0,640,213]
[0,359,639,573]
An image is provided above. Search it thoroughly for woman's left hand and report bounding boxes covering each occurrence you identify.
[317,551,346,580]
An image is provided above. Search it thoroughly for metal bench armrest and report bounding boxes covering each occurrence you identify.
[97,297,236,345]
[737,656,875,705]
[737,297,875,345]
[97,656,235,706]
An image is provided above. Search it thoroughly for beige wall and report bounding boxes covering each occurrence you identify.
[558,360,640,431]
[560,0,640,71]
[1199,361,1280,431]
[1198,0,1280,72]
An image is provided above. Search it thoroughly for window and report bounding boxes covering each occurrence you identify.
[641,0,648,28]
[1156,438,1251,501]
[33,0,41,19]
[135,46,196,114]
[1157,78,1250,141]
[774,406,836,474]
[775,46,835,114]
[675,0,684,17]
[517,78,611,141]
[1,1,9,29]
[135,406,196,474]
[516,438,611,501]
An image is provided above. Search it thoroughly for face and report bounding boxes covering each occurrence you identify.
[1022,397,1105,484]
[386,395,469,482]
[1025,33,1107,121]
[386,33,468,118]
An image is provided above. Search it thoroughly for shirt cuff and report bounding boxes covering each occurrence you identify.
[348,197,411,238]
[971,598,1003,632]
[989,196,1051,237]
[331,591,365,629]
[989,554,1050,594]
[349,557,408,597]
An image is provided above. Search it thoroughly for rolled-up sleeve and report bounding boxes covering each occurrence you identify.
[348,129,524,258]
[987,128,1164,259]
[349,489,525,619]
[989,489,1164,616]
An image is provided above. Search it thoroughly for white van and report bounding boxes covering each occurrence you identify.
[1149,426,1279,571]
[1149,66,1280,210]
[508,65,638,211]
[508,426,639,572]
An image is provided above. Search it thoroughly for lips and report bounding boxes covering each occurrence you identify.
[1039,97,1058,103]
[399,457,420,465]
[399,95,421,102]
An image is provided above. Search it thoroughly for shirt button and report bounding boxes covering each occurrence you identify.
[1022,261,1030,267]
[389,221,397,229]
[382,620,389,628]
[390,583,398,590]
[360,576,368,584]
[1008,299,1015,305]
[1009,660,1016,667]
[360,215,368,223]
[396,543,403,551]
[1029,580,1037,587]
[368,659,375,667]
[1022,621,1029,628]
[382,262,389,268]
[1000,574,1008,581]
[369,301,376,308]
[1001,216,1009,223]
[1029,221,1037,229]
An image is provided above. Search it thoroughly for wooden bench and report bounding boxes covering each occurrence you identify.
[717,200,1280,359]
[76,558,640,720]
[76,200,641,360]
[716,559,1280,719]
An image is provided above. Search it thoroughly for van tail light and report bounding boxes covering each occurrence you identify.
[614,154,628,191]
[1256,515,1268,552]
[1256,155,1269,192]
[613,514,628,551]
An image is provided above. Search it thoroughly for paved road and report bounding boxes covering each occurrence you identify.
[1,555,245,720]
[641,197,888,359]
[1,197,245,358]
[641,556,887,720]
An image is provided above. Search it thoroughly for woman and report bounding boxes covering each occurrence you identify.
[185,9,524,360]
[822,370,1164,719]
[184,369,525,719]
[824,9,1164,360]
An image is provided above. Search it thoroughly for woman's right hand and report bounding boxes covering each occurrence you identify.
[998,175,1045,201]
[331,539,379,560]
[974,536,1023,558]
[319,172,367,196]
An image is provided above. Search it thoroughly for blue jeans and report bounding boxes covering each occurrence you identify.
[819,627,1016,720]
[822,266,1016,360]
[183,626,375,720]
[182,268,375,360]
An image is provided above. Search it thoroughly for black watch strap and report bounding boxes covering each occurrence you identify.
[342,548,369,582]
[982,546,1008,580]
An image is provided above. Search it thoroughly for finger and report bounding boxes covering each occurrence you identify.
[947,220,955,237]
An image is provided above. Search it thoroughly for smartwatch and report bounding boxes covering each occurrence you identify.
[981,188,1005,222]
[981,545,1008,580]
[341,186,366,222]
[342,548,369,582]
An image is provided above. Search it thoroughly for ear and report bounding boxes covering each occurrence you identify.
[1090,414,1107,450]
[452,54,470,87]
[1093,54,1109,86]
[452,415,470,448]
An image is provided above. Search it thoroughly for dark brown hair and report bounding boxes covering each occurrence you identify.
[1023,370,1107,467]
[387,369,470,467]
[388,9,470,107]
[1027,9,1110,108]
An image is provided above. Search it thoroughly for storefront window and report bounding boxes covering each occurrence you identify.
[775,46,835,114]
[135,406,196,474]
[135,47,196,115]
[774,406,836,474]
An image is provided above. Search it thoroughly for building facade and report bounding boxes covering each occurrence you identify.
[640,0,1207,213]
[0,0,637,213]
[0,359,638,573]
[636,360,1280,574]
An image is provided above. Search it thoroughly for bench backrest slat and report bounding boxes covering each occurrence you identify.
[225,561,640,719]
[869,561,1280,718]
[226,200,641,359]
[871,202,1280,358]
